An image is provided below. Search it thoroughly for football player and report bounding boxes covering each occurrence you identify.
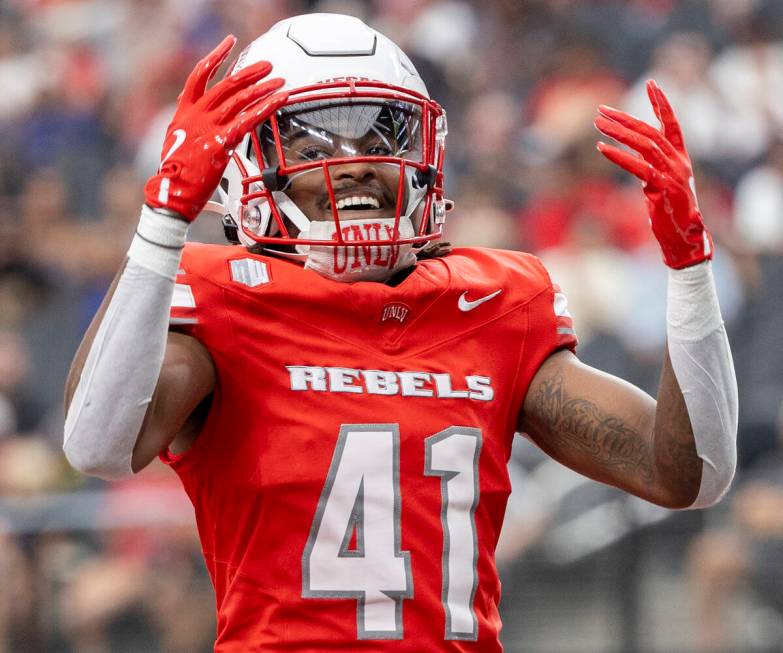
[63,14,737,652]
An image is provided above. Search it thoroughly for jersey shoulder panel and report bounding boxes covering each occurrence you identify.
[443,247,554,305]
[177,242,272,285]
[443,247,578,351]
[170,243,281,329]
[170,243,227,330]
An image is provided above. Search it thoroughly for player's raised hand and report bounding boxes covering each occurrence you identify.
[593,80,713,269]
[144,35,288,222]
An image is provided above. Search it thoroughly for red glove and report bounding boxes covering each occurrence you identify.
[144,35,288,222]
[594,79,713,269]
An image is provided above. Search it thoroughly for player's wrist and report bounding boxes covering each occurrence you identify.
[127,205,189,279]
[143,173,206,223]
[660,228,713,270]
[143,204,190,223]
[666,259,722,342]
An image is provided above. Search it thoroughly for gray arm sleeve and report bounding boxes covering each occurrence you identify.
[666,262,739,509]
[63,206,186,479]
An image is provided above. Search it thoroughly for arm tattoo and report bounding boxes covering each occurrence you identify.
[535,371,654,482]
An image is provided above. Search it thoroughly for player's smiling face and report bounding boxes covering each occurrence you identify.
[266,128,405,224]
[283,154,402,224]
[258,100,421,227]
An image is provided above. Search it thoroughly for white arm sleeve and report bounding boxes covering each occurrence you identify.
[63,206,188,479]
[666,261,739,509]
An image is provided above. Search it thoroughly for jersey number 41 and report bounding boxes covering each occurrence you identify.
[302,424,482,641]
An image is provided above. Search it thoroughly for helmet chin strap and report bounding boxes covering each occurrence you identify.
[274,192,311,239]
[304,216,418,282]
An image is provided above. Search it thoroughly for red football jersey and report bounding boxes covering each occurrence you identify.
[162,244,577,652]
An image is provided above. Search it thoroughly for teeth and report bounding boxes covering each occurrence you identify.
[336,195,380,210]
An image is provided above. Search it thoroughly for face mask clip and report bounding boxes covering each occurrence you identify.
[222,214,241,243]
[413,165,437,189]
[262,167,290,192]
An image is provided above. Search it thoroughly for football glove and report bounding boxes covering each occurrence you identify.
[594,79,713,269]
[144,35,287,222]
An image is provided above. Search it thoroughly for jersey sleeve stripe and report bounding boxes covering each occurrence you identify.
[553,292,572,318]
[172,283,196,309]
[550,283,578,350]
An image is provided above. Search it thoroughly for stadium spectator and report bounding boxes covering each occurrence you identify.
[708,2,783,165]
[688,426,783,652]
[58,464,213,653]
[622,32,726,162]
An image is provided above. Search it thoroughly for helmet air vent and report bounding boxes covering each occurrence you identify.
[286,14,377,56]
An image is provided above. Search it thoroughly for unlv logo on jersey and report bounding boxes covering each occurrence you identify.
[381,302,410,324]
[331,223,401,275]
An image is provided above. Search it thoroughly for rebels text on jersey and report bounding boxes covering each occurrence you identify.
[163,244,576,652]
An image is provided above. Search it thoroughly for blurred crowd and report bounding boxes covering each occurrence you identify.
[1,0,783,651]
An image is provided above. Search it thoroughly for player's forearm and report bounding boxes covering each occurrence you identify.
[65,260,127,412]
[620,264,739,510]
[649,350,702,508]
[520,344,731,510]
[663,261,738,508]
[63,207,188,479]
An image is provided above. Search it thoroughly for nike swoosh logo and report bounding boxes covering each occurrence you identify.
[458,289,502,312]
[160,128,187,168]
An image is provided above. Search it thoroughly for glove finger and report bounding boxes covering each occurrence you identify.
[204,60,275,110]
[646,80,686,154]
[218,78,285,124]
[597,105,679,161]
[594,115,675,176]
[181,35,237,104]
[223,91,291,148]
[597,141,654,183]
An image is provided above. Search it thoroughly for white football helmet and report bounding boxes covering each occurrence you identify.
[216,13,449,265]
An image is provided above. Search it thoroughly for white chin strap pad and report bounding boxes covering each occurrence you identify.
[667,261,738,509]
[303,216,417,282]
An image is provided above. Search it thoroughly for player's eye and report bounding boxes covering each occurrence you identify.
[365,143,393,157]
[297,146,331,161]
